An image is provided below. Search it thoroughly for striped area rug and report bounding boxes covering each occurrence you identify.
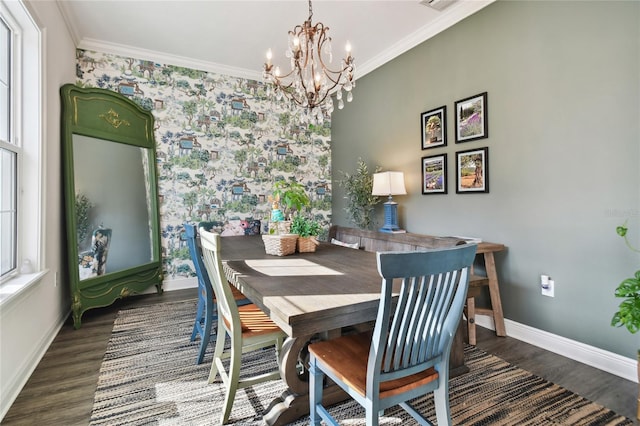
[90,300,633,425]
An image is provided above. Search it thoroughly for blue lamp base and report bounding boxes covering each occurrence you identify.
[379,201,402,233]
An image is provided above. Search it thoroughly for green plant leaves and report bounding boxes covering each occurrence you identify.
[338,159,382,230]
[290,215,321,237]
[616,225,628,237]
[611,270,640,334]
[272,180,310,216]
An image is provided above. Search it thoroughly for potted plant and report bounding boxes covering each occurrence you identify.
[272,179,310,220]
[263,179,311,256]
[612,221,640,420]
[291,215,322,253]
[338,158,382,230]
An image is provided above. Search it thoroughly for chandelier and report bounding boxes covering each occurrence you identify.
[263,0,355,123]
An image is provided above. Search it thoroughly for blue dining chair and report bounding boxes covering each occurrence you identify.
[308,244,477,426]
[184,222,250,365]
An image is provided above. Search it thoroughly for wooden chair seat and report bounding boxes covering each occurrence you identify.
[214,285,246,302]
[309,331,439,400]
[234,303,284,337]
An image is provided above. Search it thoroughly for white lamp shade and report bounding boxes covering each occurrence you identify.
[372,171,407,196]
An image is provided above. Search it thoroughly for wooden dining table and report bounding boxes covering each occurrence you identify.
[220,235,469,425]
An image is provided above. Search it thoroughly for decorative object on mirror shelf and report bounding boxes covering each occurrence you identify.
[338,158,382,230]
[263,0,355,123]
[372,171,407,233]
[422,153,447,194]
[291,214,321,253]
[78,227,112,280]
[421,105,447,149]
[456,147,489,193]
[455,92,488,143]
[611,221,640,420]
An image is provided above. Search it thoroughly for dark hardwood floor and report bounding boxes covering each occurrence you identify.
[2,288,637,425]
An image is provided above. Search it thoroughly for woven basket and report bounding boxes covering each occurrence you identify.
[262,234,298,256]
[297,236,319,253]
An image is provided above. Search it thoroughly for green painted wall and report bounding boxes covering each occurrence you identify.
[331,0,640,358]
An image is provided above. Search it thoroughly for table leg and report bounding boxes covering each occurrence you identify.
[262,335,346,426]
[484,252,506,336]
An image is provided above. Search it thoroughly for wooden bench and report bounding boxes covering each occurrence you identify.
[328,226,507,344]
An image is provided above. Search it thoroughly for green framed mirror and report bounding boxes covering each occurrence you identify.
[61,84,163,328]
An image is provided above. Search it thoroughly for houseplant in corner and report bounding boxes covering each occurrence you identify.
[338,158,382,230]
[612,221,640,420]
[291,214,322,253]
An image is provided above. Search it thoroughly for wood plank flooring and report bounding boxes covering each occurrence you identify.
[2,288,637,425]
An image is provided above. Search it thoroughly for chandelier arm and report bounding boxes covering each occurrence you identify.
[263,0,355,117]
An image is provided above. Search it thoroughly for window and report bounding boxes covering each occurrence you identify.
[0,0,42,293]
[1,16,16,279]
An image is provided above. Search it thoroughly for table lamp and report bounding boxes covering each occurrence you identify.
[372,171,407,233]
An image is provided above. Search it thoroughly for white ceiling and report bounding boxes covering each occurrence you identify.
[57,0,494,80]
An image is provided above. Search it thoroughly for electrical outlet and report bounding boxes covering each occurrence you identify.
[541,275,554,297]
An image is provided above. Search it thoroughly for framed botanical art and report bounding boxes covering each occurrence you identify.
[421,106,446,149]
[456,147,489,193]
[455,92,488,143]
[422,153,447,194]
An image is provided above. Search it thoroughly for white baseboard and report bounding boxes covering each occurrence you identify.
[475,315,638,383]
[141,277,198,294]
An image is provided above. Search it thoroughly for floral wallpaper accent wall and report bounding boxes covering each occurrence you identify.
[75,49,332,281]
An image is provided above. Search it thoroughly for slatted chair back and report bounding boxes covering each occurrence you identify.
[198,228,241,341]
[309,244,477,426]
[184,223,215,364]
[371,245,476,402]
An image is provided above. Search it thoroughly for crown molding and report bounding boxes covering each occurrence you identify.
[77,38,263,81]
[56,0,80,46]
[357,0,495,78]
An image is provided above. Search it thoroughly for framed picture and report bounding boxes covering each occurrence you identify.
[455,92,488,143]
[456,147,489,193]
[422,153,447,194]
[421,106,446,149]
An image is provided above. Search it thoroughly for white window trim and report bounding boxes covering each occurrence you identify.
[0,0,44,303]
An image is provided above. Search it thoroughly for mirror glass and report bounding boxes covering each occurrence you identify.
[73,135,156,280]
